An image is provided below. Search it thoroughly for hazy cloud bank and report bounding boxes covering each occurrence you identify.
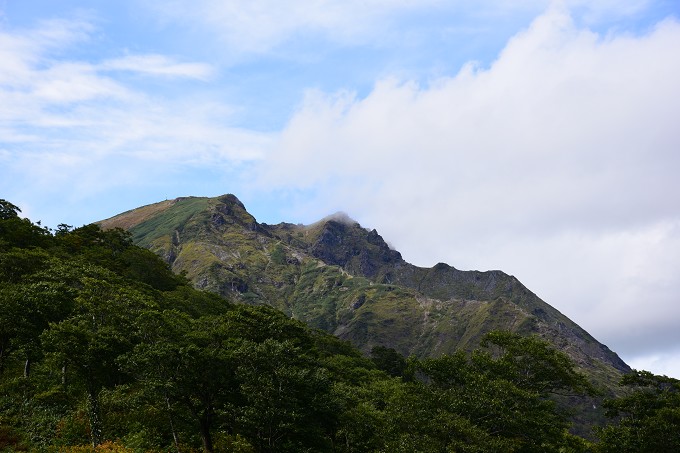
[257,10,680,371]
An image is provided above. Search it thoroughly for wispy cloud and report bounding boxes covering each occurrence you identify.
[0,17,266,150]
[0,16,268,190]
[145,0,445,54]
[101,54,215,80]
[143,0,662,57]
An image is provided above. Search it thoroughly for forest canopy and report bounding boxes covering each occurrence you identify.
[0,199,678,452]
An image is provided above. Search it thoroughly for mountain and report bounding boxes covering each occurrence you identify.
[99,194,629,385]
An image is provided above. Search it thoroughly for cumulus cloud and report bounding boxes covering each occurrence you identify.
[256,10,680,362]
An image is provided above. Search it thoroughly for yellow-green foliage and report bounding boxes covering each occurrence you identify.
[173,241,221,278]
[97,200,175,232]
[50,441,134,452]
[128,197,210,248]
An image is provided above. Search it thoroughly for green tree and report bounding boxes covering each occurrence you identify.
[0,283,28,375]
[595,370,680,452]
[474,331,594,396]
[0,200,51,250]
[41,274,154,447]
[123,306,338,452]
[122,310,239,453]
[234,338,338,452]
[0,250,72,376]
[370,345,407,378]
[0,199,21,220]
[412,332,593,452]
[118,309,192,451]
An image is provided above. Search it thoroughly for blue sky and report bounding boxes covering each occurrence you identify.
[2,0,680,378]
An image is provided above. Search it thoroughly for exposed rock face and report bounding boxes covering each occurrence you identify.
[99,194,631,381]
[269,214,630,375]
[307,220,402,279]
[310,220,350,265]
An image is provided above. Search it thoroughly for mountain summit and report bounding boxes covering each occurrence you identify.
[100,194,629,381]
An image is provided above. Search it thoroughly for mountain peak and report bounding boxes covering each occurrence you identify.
[215,193,246,210]
[321,211,358,225]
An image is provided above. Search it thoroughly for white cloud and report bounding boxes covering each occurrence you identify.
[101,54,215,80]
[255,10,680,372]
[144,0,660,56]
[32,62,131,104]
[146,0,445,54]
[628,348,680,378]
[561,0,654,23]
[0,15,272,239]
[0,17,268,199]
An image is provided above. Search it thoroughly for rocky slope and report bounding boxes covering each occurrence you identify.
[100,194,630,387]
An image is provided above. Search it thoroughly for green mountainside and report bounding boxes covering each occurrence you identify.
[100,194,629,385]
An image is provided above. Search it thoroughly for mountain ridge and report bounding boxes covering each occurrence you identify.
[99,194,630,383]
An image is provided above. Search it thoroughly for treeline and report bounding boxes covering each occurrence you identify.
[0,199,678,452]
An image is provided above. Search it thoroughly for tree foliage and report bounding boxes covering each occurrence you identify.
[595,370,680,452]
[0,199,674,452]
